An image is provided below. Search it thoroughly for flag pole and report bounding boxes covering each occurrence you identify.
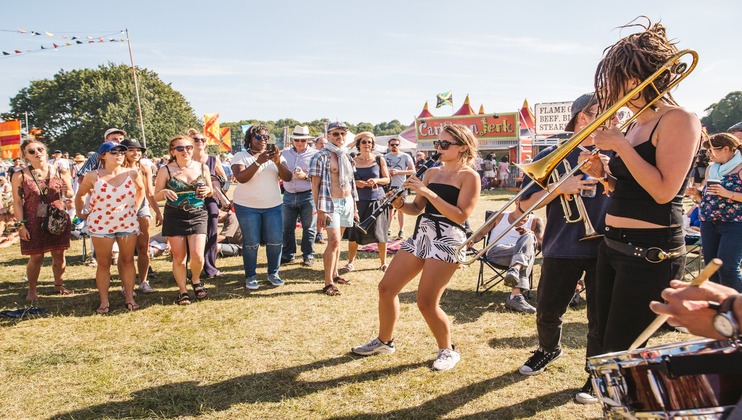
[125,28,147,148]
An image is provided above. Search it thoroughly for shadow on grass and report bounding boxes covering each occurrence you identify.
[398,288,525,326]
[49,355,429,419]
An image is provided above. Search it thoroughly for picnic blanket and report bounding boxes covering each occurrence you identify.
[0,307,48,318]
[358,238,406,254]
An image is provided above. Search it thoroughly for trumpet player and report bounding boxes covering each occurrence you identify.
[517,93,615,405]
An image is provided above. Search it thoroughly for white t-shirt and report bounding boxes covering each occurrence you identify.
[231,151,286,209]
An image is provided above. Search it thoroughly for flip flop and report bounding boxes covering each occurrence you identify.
[322,284,341,296]
[333,276,352,285]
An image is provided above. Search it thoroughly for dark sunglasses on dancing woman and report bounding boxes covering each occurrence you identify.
[25,147,46,156]
[254,134,270,141]
[433,140,463,150]
[193,137,207,143]
[173,145,195,152]
[107,148,126,155]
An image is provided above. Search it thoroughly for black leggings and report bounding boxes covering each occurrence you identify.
[595,226,685,353]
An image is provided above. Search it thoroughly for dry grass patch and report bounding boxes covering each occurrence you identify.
[0,191,691,419]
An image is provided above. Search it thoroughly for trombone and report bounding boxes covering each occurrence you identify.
[554,159,601,241]
[456,49,698,265]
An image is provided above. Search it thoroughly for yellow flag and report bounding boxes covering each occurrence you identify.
[204,114,220,146]
[0,120,22,159]
[220,127,232,152]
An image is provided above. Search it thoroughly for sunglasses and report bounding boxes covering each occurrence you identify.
[433,140,463,150]
[193,137,207,143]
[359,140,374,145]
[173,145,195,152]
[107,149,126,155]
[254,134,270,141]
[293,139,307,143]
[330,131,347,137]
[25,147,46,156]
[389,143,400,147]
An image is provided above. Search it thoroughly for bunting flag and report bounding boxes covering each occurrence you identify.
[204,114,220,146]
[219,127,232,152]
[436,91,453,108]
[0,28,125,58]
[0,120,22,159]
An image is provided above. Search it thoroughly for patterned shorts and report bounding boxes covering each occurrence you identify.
[401,214,468,264]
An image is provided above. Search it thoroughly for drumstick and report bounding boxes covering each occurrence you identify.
[628,258,723,351]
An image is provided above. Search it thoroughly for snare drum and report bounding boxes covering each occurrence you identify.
[588,339,742,419]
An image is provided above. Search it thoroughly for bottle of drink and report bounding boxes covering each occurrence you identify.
[580,174,597,198]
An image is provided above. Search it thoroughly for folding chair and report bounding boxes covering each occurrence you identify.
[474,210,537,295]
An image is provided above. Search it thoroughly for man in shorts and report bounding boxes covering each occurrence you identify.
[309,121,358,296]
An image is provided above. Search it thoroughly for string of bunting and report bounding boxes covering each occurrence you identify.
[0,28,126,58]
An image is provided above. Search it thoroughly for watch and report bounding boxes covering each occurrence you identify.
[712,296,739,340]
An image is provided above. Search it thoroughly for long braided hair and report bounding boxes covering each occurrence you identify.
[594,16,680,113]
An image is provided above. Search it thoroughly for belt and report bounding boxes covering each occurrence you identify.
[604,237,685,263]
[166,201,203,211]
[286,190,312,194]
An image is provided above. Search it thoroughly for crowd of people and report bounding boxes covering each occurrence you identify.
[1,16,741,416]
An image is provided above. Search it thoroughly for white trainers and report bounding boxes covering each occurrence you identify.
[352,338,396,356]
[432,348,461,371]
[138,280,155,294]
[575,378,599,404]
[245,276,259,290]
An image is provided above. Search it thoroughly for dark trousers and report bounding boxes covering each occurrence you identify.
[596,227,685,353]
[202,198,220,277]
[536,257,600,361]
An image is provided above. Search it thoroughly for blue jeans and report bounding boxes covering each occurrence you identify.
[234,203,283,278]
[282,191,316,260]
[701,220,742,291]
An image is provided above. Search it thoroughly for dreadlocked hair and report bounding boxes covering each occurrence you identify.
[244,124,268,147]
[594,16,679,113]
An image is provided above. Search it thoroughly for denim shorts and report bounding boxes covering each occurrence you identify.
[89,230,139,239]
[136,200,151,218]
[327,197,355,229]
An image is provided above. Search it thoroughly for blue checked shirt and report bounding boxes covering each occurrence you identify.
[309,149,357,213]
[76,153,100,178]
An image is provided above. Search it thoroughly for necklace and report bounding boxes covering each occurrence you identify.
[176,159,193,170]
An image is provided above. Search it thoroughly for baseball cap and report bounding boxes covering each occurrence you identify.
[728,122,742,133]
[327,121,348,132]
[565,93,598,132]
[52,149,62,154]
[97,141,128,155]
[103,128,127,140]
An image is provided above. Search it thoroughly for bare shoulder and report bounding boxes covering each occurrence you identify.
[659,107,701,135]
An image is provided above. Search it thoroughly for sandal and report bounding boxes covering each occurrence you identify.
[322,284,341,296]
[176,293,192,306]
[125,302,141,311]
[192,282,208,300]
[95,306,109,315]
[339,263,354,274]
[379,264,388,272]
[333,276,352,285]
[54,284,72,295]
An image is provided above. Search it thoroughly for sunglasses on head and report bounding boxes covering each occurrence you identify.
[433,140,463,150]
[330,131,347,137]
[107,149,126,155]
[173,145,194,152]
[193,137,207,143]
[25,147,46,156]
[254,134,270,141]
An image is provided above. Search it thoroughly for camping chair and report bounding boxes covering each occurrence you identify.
[473,210,537,296]
[683,234,703,280]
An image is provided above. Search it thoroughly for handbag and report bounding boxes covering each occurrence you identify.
[30,167,70,236]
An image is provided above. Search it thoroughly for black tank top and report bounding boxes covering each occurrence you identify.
[607,117,687,226]
[425,183,460,215]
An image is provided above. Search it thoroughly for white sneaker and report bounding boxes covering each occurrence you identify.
[432,348,460,371]
[574,378,599,404]
[352,338,395,356]
[138,280,155,294]
[245,276,259,290]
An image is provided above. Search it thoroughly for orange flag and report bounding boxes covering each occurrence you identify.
[220,127,232,152]
[204,114,220,146]
[0,120,22,159]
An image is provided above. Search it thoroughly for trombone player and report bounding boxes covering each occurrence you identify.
[517,93,616,405]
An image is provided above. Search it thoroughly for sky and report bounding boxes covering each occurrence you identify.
[1,0,740,128]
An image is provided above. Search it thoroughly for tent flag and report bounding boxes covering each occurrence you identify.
[0,120,22,159]
[436,91,452,108]
[219,127,232,152]
[519,98,536,137]
[204,114,220,146]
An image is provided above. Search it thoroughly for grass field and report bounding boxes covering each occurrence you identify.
[0,190,691,419]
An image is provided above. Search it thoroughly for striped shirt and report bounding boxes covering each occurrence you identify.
[308,149,357,213]
[77,153,100,178]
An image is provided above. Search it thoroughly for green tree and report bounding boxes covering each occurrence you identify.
[701,91,742,133]
[2,63,199,156]
[374,119,407,136]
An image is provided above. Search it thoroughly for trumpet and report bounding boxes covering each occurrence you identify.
[456,49,698,265]
[357,153,440,235]
[554,160,601,241]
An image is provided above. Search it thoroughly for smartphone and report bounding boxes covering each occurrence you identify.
[266,143,277,153]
